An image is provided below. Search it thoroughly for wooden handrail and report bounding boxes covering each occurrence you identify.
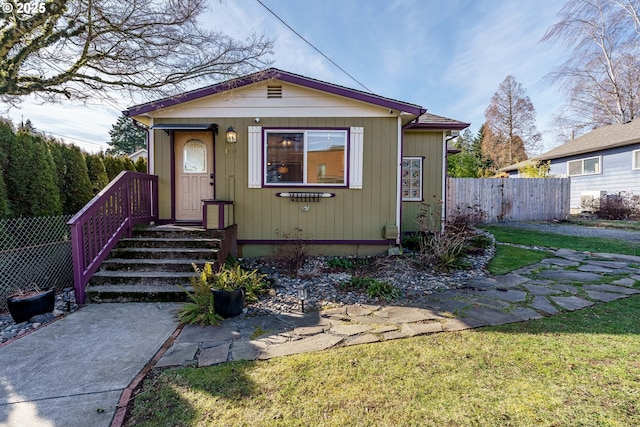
[67,171,158,304]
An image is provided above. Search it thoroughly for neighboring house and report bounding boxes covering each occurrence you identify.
[124,68,468,256]
[128,148,148,162]
[501,118,640,213]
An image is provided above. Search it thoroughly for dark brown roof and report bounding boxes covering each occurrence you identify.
[404,112,470,131]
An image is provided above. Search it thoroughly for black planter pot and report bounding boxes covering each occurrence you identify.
[212,288,245,318]
[7,289,55,324]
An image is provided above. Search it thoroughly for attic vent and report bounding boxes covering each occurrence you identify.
[267,85,282,98]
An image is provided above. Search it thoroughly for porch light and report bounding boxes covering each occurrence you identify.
[298,286,308,313]
[226,126,237,143]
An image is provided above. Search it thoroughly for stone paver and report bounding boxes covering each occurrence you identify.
[578,264,615,273]
[493,273,530,287]
[585,290,629,302]
[521,283,563,295]
[330,324,372,336]
[510,307,544,321]
[198,342,231,367]
[541,258,581,267]
[612,278,637,287]
[156,342,198,367]
[344,334,381,346]
[529,295,560,315]
[481,289,528,303]
[583,284,640,295]
[154,249,640,370]
[259,334,343,359]
[550,296,594,311]
[539,270,602,282]
[465,307,521,326]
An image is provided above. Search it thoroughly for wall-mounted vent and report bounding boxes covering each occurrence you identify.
[267,85,282,98]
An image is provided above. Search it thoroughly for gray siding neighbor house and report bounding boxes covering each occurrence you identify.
[501,118,640,213]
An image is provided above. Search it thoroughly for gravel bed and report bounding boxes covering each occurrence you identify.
[242,232,496,316]
[0,290,79,345]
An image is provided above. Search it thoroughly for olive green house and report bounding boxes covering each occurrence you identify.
[124,69,468,257]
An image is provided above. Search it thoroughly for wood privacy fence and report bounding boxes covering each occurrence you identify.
[447,178,571,222]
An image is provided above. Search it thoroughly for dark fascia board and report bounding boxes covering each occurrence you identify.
[124,68,425,117]
[151,123,219,134]
[404,121,470,131]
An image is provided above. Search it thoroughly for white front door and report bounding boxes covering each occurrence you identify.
[175,132,214,221]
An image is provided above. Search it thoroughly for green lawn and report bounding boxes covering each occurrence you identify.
[483,225,640,256]
[126,297,640,427]
[124,227,640,427]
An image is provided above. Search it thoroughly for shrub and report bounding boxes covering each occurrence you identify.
[415,203,488,272]
[595,192,640,220]
[273,227,308,274]
[338,276,401,301]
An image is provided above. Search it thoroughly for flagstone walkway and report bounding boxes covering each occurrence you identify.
[157,248,640,368]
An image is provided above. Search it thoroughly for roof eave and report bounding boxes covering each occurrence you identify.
[124,68,425,117]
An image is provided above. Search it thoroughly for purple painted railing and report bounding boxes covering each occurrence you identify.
[67,171,158,304]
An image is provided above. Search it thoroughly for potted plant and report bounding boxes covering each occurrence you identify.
[178,261,269,325]
[7,284,55,324]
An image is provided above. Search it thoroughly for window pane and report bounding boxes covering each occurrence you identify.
[634,151,640,169]
[402,157,422,200]
[183,140,206,173]
[266,132,304,183]
[568,160,582,176]
[584,157,599,174]
[306,131,346,184]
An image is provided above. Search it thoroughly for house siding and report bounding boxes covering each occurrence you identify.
[549,143,640,210]
[401,130,445,232]
[153,116,399,251]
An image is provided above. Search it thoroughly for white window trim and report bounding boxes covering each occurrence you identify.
[633,149,640,170]
[402,156,423,201]
[248,126,262,188]
[567,155,602,177]
[263,128,348,187]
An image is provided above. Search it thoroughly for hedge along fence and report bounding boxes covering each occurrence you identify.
[0,215,73,312]
[447,178,571,222]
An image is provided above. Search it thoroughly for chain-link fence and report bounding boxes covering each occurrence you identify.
[0,215,73,312]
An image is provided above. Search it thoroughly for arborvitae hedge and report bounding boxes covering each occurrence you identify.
[6,132,62,217]
[85,154,109,195]
[0,123,146,218]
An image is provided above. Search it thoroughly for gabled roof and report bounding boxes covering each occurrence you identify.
[404,112,470,131]
[538,118,640,161]
[124,68,426,117]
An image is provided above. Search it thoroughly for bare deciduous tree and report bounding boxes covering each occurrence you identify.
[543,0,640,135]
[483,76,541,169]
[0,0,274,106]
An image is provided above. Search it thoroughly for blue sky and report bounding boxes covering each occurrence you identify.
[5,0,568,153]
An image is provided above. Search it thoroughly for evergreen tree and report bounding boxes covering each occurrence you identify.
[107,115,146,155]
[85,154,109,195]
[0,120,14,217]
[134,156,148,173]
[60,144,93,214]
[6,132,61,216]
[447,129,480,178]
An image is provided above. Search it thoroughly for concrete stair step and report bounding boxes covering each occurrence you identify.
[110,247,219,260]
[117,237,221,249]
[86,284,193,303]
[100,258,215,272]
[133,225,223,240]
[89,270,197,287]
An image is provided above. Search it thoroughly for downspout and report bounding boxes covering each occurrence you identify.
[132,118,153,174]
[443,132,458,231]
[396,116,403,245]
[397,110,427,243]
